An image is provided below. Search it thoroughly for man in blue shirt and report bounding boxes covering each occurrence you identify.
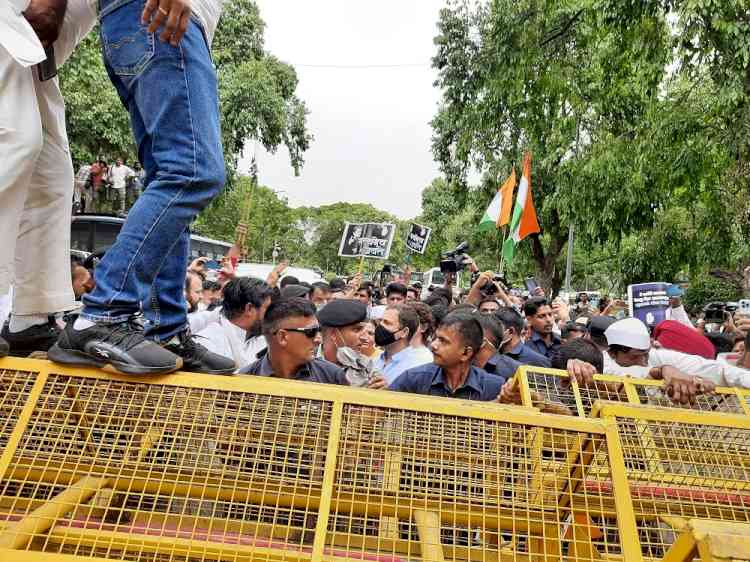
[495,307,551,367]
[390,312,506,401]
[374,305,432,384]
[522,298,561,359]
[473,314,522,379]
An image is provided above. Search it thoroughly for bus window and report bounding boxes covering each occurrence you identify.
[71,221,92,252]
[93,222,121,253]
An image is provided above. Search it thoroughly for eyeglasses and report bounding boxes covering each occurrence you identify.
[275,325,321,339]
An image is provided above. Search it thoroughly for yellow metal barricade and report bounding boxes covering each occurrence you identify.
[0,357,644,562]
[591,401,750,561]
[514,366,750,418]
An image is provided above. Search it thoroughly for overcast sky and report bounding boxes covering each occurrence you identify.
[244,1,446,219]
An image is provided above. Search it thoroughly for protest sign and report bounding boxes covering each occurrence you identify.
[338,222,395,260]
[627,282,670,328]
[405,223,432,254]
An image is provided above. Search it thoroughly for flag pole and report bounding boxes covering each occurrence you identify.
[498,225,508,274]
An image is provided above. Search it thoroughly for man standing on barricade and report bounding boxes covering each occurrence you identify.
[50,0,231,374]
[0,0,96,357]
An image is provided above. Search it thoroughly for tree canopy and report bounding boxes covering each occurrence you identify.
[430,0,750,294]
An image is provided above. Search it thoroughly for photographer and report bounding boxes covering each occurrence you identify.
[467,271,514,309]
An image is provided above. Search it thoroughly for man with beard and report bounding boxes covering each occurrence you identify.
[523,297,561,359]
[318,299,387,388]
[196,277,273,373]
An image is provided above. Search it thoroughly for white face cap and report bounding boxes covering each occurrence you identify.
[604,318,651,351]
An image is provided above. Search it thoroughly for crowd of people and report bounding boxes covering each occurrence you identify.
[5,243,748,415]
[73,158,145,216]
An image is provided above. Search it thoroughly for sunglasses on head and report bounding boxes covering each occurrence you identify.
[275,325,321,339]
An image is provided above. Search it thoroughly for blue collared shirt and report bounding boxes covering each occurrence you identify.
[389,363,506,401]
[506,341,552,368]
[375,345,433,384]
[524,331,561,359]
[240,354,349,385]
[483,353,522,379]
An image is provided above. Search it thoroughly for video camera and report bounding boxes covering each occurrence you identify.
[440,241,470,274]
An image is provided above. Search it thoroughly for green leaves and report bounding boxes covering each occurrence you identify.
[430,0,750,294]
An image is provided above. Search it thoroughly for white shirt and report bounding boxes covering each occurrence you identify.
[187,307,221,334]
[665,305,693,328]
[108,164,133,190]
[196,315,266,371]
[602,348,750,388]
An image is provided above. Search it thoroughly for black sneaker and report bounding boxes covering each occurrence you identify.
[1,318,60,357]
[0,336,8,358]
[48,319,182,375]
[163,330,236,375]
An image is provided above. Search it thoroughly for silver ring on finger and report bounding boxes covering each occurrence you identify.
[158,6,168,15]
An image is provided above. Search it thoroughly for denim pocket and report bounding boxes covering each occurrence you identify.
[100,0,154,76]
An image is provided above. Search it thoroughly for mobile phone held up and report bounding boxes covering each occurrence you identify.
[524,277,539,294]
[739,299,750,318]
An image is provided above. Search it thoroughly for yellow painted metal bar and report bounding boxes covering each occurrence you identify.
[622,379,642,405]
[735,387,750,416]
[310,401,343,562]
[603,419,644,562]
[568,375,587,417]
[46,524,313,562]
[0,368,48,483]
[594,401,750,429]
[0,475,108,549]
[413,510,445,562]
[513,370,534,410]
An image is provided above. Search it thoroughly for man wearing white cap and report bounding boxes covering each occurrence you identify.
[604,317,750,395]
[664,284,692,327]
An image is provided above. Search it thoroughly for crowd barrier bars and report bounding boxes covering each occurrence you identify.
[590,401,750,561]
[513,365,750,418]
[0,356,644,562]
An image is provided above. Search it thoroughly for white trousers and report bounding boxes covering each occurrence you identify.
[0,46,75,315]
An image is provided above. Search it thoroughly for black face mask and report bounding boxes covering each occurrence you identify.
[374,324,399,347]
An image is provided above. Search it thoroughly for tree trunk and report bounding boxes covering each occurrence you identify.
[530,233,566,298]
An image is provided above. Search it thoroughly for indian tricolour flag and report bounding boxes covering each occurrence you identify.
[502,152,540,262]
[478,168,516,231]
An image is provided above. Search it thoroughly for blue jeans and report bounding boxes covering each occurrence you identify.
[81,0,225,341]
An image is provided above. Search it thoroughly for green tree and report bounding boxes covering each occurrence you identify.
[193,176,305,261]
[430,0,750,294]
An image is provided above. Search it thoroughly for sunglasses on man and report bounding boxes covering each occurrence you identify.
[274,325,321,339]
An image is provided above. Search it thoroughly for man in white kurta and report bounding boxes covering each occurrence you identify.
[0,0,96,354]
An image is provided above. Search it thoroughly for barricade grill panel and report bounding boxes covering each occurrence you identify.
[591,402,750,561]
[0,358,641,562]
[515,366,749,418]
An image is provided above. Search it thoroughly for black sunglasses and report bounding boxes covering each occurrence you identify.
[275,325,321,339]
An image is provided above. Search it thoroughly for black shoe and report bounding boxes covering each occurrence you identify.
[48,319,182,375]
[0,336,8,358]
[1,318,60,357]
[163,330,236,375]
